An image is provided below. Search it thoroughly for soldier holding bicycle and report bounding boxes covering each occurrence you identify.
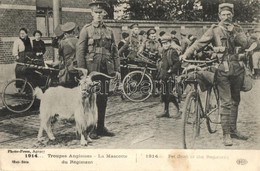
[181,3,249,146]
[138,28,161,63]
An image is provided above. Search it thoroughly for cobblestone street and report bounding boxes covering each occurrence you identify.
[0,80,260,149]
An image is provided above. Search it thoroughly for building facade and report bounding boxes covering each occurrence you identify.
[0,0,92,64]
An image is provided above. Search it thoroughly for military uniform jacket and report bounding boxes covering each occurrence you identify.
[157,48,180,80]
[59,35,78,70]
[118,34,139,60]
[139,39,161,62]
[76,21,120,75]
[184,21,248,75]
[139,39,161,54]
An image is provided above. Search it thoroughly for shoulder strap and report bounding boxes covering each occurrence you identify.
[65,38,76,50]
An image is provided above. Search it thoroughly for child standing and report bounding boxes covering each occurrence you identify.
[156,34,181,118]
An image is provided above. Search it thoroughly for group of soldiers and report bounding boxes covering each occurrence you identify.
[117,22,197,63]
[53,0,259,146]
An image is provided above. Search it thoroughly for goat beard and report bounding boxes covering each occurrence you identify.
[75,93,97,136]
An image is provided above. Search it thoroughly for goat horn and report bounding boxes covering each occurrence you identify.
[88,71,115,79]
[73,67,88,77]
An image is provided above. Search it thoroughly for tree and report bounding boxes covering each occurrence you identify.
[109,0,260,22]
[128,0,203,21]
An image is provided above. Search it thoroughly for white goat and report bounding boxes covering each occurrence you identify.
[34,68,114,146]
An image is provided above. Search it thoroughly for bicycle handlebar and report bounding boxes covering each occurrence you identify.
[16,62,59,71]
[182,58,218,64]
[121,64,157,71]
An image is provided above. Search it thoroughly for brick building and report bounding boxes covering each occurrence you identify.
[0,0,93,64]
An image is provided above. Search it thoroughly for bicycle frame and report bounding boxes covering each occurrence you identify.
[185,74,220,125]
[16,62,59,89]
[126,64,156,87]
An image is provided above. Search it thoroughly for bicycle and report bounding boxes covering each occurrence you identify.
[2,59,59,113]
[181,58,221,149]
[121,63,157,102]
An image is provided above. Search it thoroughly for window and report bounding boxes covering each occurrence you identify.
[36,7,54,37]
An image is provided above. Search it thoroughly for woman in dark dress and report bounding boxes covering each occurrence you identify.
[32,30,46,66]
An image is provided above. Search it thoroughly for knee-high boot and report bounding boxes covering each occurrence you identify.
[96,95,107,132]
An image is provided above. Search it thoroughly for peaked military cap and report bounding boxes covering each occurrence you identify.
[171,30,177,35]
[129,23,138,29]
[219,3,234,14]
[160,34,171,43]
[139,30,146,35]
[122,32,129,39]
[61,22,76,32]
[89,0,109,12]
[159,31,166,37]
[147,28,156,36]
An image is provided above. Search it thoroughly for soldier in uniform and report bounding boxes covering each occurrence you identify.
[181,3,249,146]
[118,23,140,61]
[156,34,181,118]
[76,1,120,138]
[138,28,161,62]
[59,22,78,88]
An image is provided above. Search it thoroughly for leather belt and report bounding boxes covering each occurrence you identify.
[92,47,111,56]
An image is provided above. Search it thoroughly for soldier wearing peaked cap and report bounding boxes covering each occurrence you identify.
[181,3,249,146]
[76,0,120,138]
[138,28,161,63]
[58,22,79,88]
[118,23,139,61]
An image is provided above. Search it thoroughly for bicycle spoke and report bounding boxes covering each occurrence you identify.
[122,71,153,102]
[206,87,220,133]
[182,91,200,149]
[2,79,35,113]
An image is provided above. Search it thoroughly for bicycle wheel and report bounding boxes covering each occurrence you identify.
[122,70,153,102]
[2,79,35,113]
[182,91,201,149]
[205,86,220,133]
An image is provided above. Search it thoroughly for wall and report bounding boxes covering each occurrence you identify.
[105,20,256,44]
[0,0,37,64]
[0,1,256,64]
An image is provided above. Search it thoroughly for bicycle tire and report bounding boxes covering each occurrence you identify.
[205,86,220,134]
[2,79,35,113]
[122,70,153,102]
[182,90,201,149]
